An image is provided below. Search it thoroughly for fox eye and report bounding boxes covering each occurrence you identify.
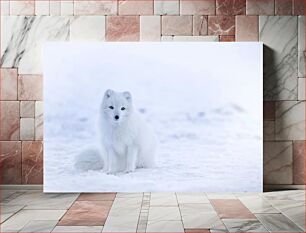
[109,106,114,110]
[121,107,126,111]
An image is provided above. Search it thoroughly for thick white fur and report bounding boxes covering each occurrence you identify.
[99,89,157,173]
[74,89,157,174]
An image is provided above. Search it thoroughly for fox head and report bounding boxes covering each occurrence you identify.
[102,89,133,125]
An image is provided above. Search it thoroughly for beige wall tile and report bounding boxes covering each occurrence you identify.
[140,16,161,41]
[70,16,106,41]
[35,0,50,15]
[20,118,35,140]
[119,0,153,15]
[162,16,192,36]
[154,0,179,15]
[20,101,35,118]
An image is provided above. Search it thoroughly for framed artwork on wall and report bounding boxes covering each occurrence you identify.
[43,42,263,192]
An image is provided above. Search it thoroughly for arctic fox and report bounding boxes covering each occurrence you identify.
[75,89,157,174]
[99,89,157,173]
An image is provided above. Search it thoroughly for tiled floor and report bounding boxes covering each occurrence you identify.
[0,189,304,232]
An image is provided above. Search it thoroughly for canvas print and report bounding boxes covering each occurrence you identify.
[43,42,263,192]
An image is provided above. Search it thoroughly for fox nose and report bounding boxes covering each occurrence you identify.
[115,115,119,120]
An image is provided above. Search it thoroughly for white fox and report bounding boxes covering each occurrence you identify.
[75,89,157,174]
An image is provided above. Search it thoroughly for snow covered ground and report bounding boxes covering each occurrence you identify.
[43,42,263,192]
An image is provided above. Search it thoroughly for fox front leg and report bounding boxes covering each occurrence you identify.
[106,149,119,174]
[125,146,137,173]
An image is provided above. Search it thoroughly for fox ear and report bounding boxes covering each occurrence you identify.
[123,91,132,101]
[105,89,114,98]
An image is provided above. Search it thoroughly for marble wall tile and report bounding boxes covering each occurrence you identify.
[22,141,43,184]
[236,15,258,41]
[263,141,293,184]
[0,101,20,140]
[140,16,161,41]
[298,78,305,100]
[219,35,235,41]
[275,0,293,15]
[1,16,70,74]
[293,141,305,184]
[50,1,61,16]
[61,1,74,15]
[193,16,208,36]
[208,16,235,35]
[0,68,17,100]
[161,36,218,41]
[74,1,117,15]
[1,0,10,15]
[162,16,192,36]
[0,141,22,184]
[10,0,35,15]
[70,16,106,41]
[154,0,179,15]
[216,0,246,15]
[180,0,215,15]
[18,75,43,100]
[20,101,35,118]
[20,118,35,140]
[275,101,305,140]
[246,0,274,15]
[260,16,298,100]
[298,16,305,78]
[35,1,50,15]
[106,16,139,41]
[293,0,305,15]
[264,121,275,141]
[35,101,43,140]
[263,101,275,120]
[119,0,153,15]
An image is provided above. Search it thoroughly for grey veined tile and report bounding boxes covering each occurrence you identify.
[1,16,70,74]
[298,16,305,78]
[267,200,305,231]
[256,214,303,232]
[0,209,66,232]
[260,16,298,100]
[275,101,305,140]
[6,191,79,210]
[52,226,103,232]
[263,141,293,185]
[1,204,25,223]
[238,196,279,214]
[223,219,268,232]
[261,190,305,201]
[20,220,58,232]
